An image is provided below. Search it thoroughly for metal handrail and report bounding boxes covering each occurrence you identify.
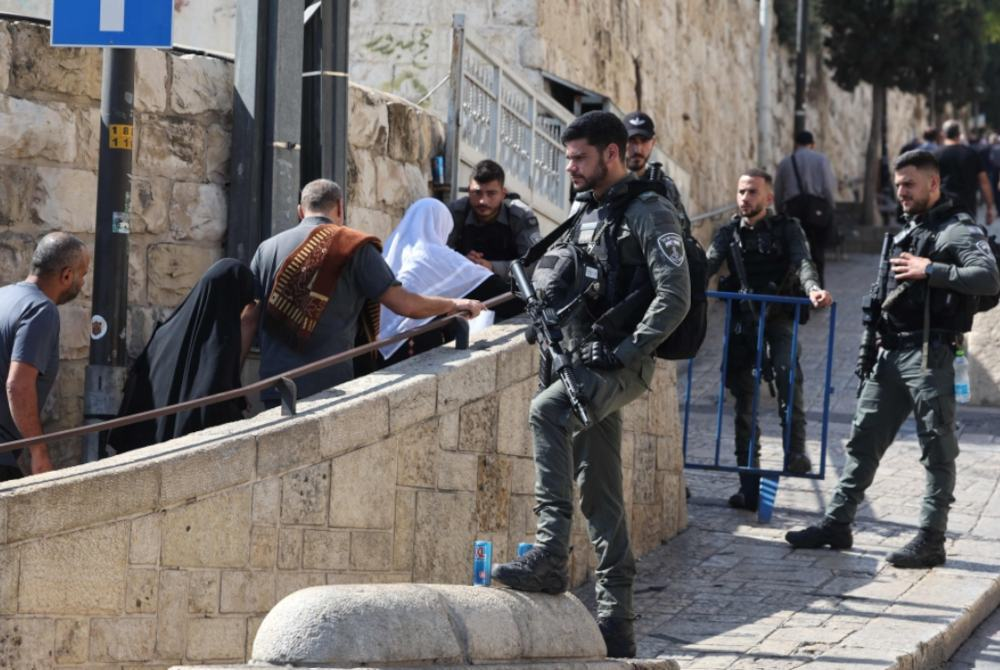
[2,204,734,457]
[1,293,518,455]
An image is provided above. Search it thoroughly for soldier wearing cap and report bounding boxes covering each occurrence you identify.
[623,111,692,231]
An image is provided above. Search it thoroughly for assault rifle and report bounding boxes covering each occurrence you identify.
[728,233,776,396]
[855,232,893,395]
[510,258,592,427]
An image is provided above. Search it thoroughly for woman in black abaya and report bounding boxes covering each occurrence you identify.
[108,258,256,453]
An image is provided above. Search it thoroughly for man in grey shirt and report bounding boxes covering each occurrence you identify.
[0,233,90,479]
[242,180,485,405]
[774,130,838,284]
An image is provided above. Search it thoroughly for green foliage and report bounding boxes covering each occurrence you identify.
[819,0,986,108]
[933,1,987,108]
[982,43,1000,125]
[980,1,1000,125]
[775,0,795,45]
[820,0,921,92]
[985,0,1000,42]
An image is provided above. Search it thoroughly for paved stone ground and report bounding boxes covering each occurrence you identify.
[575,254,1000,669]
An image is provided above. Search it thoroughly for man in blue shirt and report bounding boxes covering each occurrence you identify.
[0,232,90,479]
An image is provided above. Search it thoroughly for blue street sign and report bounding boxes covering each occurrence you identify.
[51,0,173,48]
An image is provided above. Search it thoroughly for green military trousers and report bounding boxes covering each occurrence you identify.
[826,343,958,533]
[531,355,654,621]
[726,318,807,498]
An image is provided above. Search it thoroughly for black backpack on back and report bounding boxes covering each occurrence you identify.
[656,228,708,360]
[522,179,708,361]
[575,181,708,361]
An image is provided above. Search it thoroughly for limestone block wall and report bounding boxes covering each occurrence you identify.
[968,310,1000,406]
[533,0,928,214]
[0,322,686,668]
[348,0,927,216]
[0,20,233,456]
[0,18,444,458]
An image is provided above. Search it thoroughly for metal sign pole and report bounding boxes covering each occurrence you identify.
[320,0,349,191]
[83,47,135,462]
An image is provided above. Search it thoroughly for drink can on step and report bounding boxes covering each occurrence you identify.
[473,540,492,586]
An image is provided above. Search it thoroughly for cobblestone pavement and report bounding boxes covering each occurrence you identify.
[575,254,1000,669]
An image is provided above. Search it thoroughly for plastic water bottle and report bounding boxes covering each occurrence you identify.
[954,349,971,404]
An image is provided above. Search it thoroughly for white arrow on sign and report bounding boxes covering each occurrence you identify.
[99,0,125,32]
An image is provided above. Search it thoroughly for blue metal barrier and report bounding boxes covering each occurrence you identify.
[682,290,838,522]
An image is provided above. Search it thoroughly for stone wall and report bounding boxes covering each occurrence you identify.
[0,18,443,460]
[349,0,927,215]
[0,321,687,668]
[0,20,233,458]
[968,309,1000,406]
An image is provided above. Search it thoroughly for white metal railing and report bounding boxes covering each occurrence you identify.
[446,15,574,230]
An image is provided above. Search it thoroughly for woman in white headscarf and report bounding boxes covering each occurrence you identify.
[379,198,521,365]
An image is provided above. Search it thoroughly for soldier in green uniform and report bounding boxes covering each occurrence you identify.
[706,169,832,511]
[623,111,692,232]
[491,111,691,658]
[786,150,1000,568]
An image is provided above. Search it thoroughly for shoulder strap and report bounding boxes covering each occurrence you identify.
[520,210,580,267]
[791,153,805,195]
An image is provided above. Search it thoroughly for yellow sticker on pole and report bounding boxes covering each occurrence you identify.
[109,124,133,150]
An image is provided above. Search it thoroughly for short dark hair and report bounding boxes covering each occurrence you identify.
[31,232,86,277]
[795,130,815,146]
[741,168,773,185]
[300,179,343,213]
[893,150,939,174]
[561,111,627,161]
[471,159,505,186]
[943,119,961,141]
[922,126,940,142]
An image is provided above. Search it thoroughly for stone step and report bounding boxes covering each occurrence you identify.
[170,583,680,670]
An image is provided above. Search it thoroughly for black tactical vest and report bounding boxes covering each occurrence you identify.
[883,202,975,335]
[720,215,793,293]
[576,185,655,316]
[455,219,519,261]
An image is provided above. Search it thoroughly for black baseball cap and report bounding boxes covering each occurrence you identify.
[623,111,655,138]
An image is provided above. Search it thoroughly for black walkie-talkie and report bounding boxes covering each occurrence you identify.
[647,161,664,182]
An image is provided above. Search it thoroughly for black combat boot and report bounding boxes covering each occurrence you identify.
[785,519,853,549]
[886,528,946,568]
[598,617,636,658]
[492,546,568,594]
[728,491,758,511]
[785,451,812,475]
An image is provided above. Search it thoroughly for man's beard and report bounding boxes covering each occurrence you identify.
[903,194,931,215]
[58,283,81,305]
[474,205,500,221]
[578,158,609,193]
[626,155,646,172]
[741,205,765,220]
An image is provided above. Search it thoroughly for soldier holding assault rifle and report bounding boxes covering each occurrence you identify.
[786,150,1000,568]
